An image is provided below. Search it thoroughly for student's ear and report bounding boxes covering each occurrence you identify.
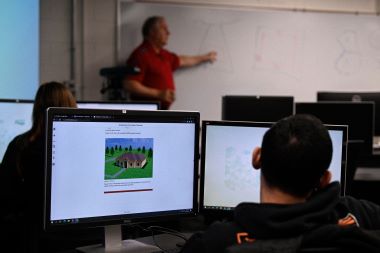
[319,170,332,189]
[252,147,262,170]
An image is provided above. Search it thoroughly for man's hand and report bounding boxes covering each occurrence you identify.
[205,51,217,63]
[179,51,218,67]
[158,89,175,103]
[125,80,175,103]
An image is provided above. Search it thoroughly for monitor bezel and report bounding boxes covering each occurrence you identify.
[0,98,34,104]
[221,95,294,121]
[199,120,348,215]
[317,91,380,136]
[76,100,161,110]
[295,101,374,156]
[44,108,199,231]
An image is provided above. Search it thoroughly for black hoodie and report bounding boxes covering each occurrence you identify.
[181,183,380,253]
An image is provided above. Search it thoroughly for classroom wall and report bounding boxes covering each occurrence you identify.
[40,0,71,86]
[82,0,117,100]
[39,0,380,102]
[40,0,117,100]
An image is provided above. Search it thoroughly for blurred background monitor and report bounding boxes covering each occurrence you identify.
[0,99,34,163]
[222,95,294,122]
[295,102,374,156]
[77,101,160,110]
[200,120,347,217]
[44,108,199,252]
[317,91,380,137]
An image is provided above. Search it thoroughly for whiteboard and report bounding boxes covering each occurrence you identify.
[119,1,380,120]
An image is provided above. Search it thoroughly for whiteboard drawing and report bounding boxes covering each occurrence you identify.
[367,30,380,70]
[253,26,302,78]
[335,31,361,75]
[335,51,361,75]
[198,23,233,73]
[369,29,380,50]
[338,30,358,51]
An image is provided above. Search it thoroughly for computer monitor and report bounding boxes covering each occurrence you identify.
[0,99,33,162]
[317,91,380,136]
[295,102,374,156]
[44,108,199,252]
[77,101,160,110]
[222,95,294,122]
[200,120,347,213]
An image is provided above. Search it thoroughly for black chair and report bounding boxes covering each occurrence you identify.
[99,66,140,100]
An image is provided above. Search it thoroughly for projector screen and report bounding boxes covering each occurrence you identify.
[0,1,39,99]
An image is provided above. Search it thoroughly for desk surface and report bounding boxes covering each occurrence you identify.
[77,232,193,253]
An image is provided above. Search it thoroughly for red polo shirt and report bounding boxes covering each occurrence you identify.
[126,40,180,109]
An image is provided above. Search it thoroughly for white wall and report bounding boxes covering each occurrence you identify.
[82,0,117,100]
[39,0,380,101]
[40,0,71,85]
[40,0,117,100]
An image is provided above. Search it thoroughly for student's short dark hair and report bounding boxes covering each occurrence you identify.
[260,114,333,197]
[142,16,163,38]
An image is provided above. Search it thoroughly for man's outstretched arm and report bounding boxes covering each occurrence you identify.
[179,51,217,67]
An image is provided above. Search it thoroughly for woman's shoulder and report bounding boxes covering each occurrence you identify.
[10,131,30,147]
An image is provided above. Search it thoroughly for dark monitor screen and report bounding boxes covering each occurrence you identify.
[200,120,347,212]
[44,108,199,232]
[317,91,380,136]
[222,95,294,122]
[77,101,160,110]
[0,99,33,162]
[295,102,374,156]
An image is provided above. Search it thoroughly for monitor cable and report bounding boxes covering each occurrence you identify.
[130,224,188,253]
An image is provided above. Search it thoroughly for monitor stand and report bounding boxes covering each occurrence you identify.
[77,225,160,253]
[373,136,380,154]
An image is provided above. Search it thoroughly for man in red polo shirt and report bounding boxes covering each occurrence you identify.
[124,16,217,110]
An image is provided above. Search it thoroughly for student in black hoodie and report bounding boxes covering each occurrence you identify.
[181,114,380,253]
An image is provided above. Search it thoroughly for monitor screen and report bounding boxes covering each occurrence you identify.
[44,108,199,230]
[295,102,374,156]
[0,99,33,162]
[77,101,160,110]
[0,1,39,99]
[200,120,347,211]
[222,96,294,122]
[317,91,380,136]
